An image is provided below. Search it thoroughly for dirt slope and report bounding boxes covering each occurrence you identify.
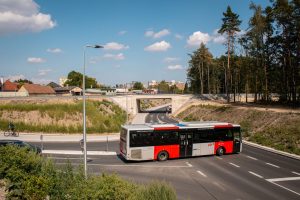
[176,104,300,155]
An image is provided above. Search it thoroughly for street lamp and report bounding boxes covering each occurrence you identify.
[83,44,103,178]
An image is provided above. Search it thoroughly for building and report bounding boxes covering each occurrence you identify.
[2,80,19,92]
[0,77,3,91]
[176,82,185,91]
[47,82,61,88]
[115,88,128,93]
[54,86,82,96]
[86,88,116,95]
[148,80,158,88]
[143,89,158,94]
[59,77,68,87]
[18,83,55,96]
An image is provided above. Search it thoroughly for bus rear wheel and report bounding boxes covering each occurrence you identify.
[216,147,225,156]
[157,151,169,161]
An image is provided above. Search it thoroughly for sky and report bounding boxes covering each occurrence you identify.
[0,0,270,86]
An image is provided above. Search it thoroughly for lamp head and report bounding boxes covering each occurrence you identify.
[86,44,103,48]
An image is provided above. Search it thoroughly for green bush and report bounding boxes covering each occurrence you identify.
[138,181,177,200]
[0,146,177,200]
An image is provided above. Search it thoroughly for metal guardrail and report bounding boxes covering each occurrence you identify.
[243,140,300,160]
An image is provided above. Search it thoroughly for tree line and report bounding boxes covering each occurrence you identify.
[187,0,300,106]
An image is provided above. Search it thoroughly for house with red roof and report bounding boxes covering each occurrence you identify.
[2,80,19,92]
[18,83,55,96]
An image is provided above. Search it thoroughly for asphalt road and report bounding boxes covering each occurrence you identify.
[36,140,300,200]
[34,111,300,200]
[144,106,178,123]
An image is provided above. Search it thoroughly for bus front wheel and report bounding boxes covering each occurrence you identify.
[216,147,225,156]
[157,151,169,161]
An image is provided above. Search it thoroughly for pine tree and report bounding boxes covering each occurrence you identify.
[218,6,242,102]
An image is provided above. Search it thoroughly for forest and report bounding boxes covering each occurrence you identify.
[187,0,300,106]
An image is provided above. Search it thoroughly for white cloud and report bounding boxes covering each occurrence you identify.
[4,74,26,81]
[38,69,52,76]
[145,29,170,39]
[31,78,53,84]
[118,30,127,35]
[103,42,129,50]
[47,48,62,53]
[27,57,46,63]
[187,31,211,47]
[212,29,246,44]
[144,41,171,52]
[145,30,154,37]
[0,0,56,35]
[213,35,226,44]
[167,65,183,70]
[103,53,125,60]
[175,33,183,40]
[164,57,179,63]
[237,30,246,36]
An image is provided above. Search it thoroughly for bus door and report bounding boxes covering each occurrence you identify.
[179,132,193,157]
[233,130,241,153]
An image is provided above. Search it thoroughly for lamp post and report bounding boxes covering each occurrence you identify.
[83,44,103,178]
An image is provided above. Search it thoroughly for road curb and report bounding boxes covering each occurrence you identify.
[243,141,300,160]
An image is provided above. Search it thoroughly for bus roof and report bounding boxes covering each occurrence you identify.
[122,121,240,131]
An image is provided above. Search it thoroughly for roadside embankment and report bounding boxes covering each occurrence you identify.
[176,104,300,155]
[0,98,126,134]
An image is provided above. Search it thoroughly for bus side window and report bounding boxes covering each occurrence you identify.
[193,132,200,143]
[214,129,233,141]
[168,131,178,144]
[193,130,213,143]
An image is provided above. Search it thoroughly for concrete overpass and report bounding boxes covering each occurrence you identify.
[109,94,193,115]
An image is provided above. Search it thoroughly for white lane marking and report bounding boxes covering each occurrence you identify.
[197,170,207,177]
[47,157,91,160]
[55,163,191,168]
[247,156,258,160]
[266,177,300,182]
[248,171,264,179]
[292,171,300,176]
[266,162,280,168]
[216,157,223,160]
[42,150,117,156]
[229,162,240,168]
[267,181,300,196]
[185,162,193,167]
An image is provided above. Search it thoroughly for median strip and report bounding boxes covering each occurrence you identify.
[266,177,300,196]
[42,150,117,156]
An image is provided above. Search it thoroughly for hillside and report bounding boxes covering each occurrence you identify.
[0,98,126,134]
[176,104,300,155]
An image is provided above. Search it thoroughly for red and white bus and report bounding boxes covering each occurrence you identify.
[120,121,242,161]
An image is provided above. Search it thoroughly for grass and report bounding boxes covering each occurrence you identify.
[177,104,300,155]
[0,99,126,134]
